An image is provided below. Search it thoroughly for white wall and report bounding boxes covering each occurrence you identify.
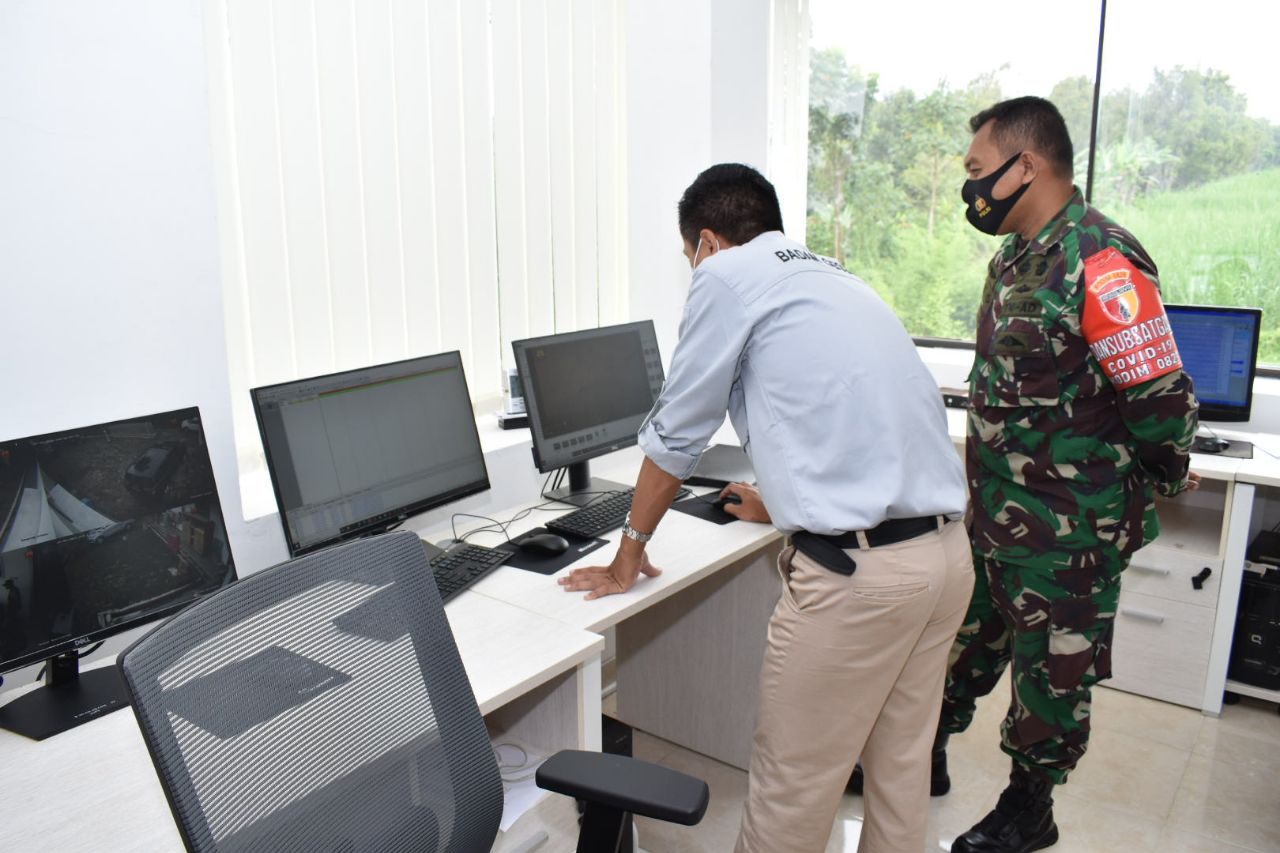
[626,0,811,358]
[0,0,265,692]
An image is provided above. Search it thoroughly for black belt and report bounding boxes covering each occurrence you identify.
[820,515,948,550]
[791,516,948,577]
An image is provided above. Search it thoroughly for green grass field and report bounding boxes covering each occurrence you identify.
[1115,167,1280,365]
[813,167,1278,365]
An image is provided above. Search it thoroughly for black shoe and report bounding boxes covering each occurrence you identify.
[951,763,1059,853]
[846,733,951,796]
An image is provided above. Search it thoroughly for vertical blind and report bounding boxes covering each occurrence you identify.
[206,0,629,470]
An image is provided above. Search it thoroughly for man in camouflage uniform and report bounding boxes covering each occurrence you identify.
[941,97,1200,853]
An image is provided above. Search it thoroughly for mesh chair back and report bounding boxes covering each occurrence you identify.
[119,532,503,853]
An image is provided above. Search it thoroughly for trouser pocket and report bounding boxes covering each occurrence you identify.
[1046,594,1116,698]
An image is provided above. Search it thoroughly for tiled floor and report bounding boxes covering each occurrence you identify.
[503,676,1280,852]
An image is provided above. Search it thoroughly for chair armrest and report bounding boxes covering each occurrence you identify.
[535,750,710,826]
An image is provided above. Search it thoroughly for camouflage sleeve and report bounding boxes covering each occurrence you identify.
[1116,371,1199,496]
[1110,240,1199,496]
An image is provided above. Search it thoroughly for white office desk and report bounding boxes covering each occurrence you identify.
[0,592,603,853]
[414,451,788,771]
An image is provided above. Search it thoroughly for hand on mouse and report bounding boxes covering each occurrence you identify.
[719,482,771,524]
[558,549,662,600]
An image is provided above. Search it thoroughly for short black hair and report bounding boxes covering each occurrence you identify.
[677,163,784,247]
[970,96,1074,179]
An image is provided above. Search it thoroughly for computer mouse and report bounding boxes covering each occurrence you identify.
[1196,437,1231,454]
[715,494,743,510]
[518,533,571,556]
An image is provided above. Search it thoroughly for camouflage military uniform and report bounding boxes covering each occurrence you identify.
[940,189,1199,784]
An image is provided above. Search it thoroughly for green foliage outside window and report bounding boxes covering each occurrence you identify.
[807,48,1280,363]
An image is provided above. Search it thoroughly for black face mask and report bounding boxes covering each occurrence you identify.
[961,152,1030,235]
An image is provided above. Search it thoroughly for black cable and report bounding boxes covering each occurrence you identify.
[35,642,104,682]
[1085,0,1107,203]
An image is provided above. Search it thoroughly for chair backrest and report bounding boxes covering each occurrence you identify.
[119,532,503,853]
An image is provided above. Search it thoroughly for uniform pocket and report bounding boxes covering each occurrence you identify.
[1046,594,1115,698]
[978,353,1062,407]
[973,317,1062,407]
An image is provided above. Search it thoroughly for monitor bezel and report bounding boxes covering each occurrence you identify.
[511,321,664,475]
[1165,303,1263,423]
[250,351,491,557]
[0,405,238,675]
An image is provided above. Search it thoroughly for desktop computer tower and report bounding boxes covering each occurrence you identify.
[1228,565,1280,690]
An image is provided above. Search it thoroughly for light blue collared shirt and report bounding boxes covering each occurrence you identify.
[638,231,967,534]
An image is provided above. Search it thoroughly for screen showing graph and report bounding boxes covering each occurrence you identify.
[1165,305,1261,420]
[252,353,488,554]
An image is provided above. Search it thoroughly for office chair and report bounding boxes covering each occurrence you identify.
[119,531,709,853]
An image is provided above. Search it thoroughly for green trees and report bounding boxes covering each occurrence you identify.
[807,50,1280,361]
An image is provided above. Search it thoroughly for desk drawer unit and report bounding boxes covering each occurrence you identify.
[1124,547,1222,609]
[1108,589,1214,709]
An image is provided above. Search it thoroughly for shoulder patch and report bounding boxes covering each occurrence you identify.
[1082,248,1181,389]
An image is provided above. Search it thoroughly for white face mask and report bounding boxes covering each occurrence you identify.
[690,235,721,270]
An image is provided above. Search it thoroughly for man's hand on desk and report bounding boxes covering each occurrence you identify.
[720,482,771,523]
[558,548,662,600]
[1186,471,1202,492]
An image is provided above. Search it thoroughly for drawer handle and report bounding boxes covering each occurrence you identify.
[1120,607,1166,625]
[1130,564,1171,577]
[1192,567,1213,590]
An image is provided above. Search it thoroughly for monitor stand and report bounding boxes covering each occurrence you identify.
[0,652,131,740]
[545,460,632,508]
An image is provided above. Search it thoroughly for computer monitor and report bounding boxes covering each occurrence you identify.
[251,351,490,556]
[1165,304,1263,422]
[0,407,237,740]
[512,321,665,506]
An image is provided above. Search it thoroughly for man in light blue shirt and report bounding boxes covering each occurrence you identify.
[560,164,973,853]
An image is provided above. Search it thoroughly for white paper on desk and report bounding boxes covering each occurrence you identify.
[495,740,550,833]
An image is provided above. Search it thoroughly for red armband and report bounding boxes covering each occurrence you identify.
[1082,248,1182,389]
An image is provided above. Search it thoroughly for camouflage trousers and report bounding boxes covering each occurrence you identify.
[938,552,1122,784]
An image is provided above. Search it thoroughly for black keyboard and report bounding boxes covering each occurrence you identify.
[545,488,690,540]
[546,491,636,539]
[428,543,508,602]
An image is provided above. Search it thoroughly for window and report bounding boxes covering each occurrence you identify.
[207,0,629,475]
[1093,0,1280,365]
[807,1,1279,366]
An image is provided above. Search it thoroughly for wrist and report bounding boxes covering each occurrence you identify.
[618,537,647,561]
[621,512,654,544]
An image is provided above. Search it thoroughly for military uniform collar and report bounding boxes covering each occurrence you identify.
[1027,187,1085,255]
[994,187,1084,271]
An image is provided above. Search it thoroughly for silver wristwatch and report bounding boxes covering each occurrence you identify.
[621,513,654,544]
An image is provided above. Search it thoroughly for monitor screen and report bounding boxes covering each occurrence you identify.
[0,407,236,674]
[1165,304,1263,422]
[512,321,665,473]
[251,352,489,555]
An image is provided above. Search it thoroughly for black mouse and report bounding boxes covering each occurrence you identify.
[518,533,571,556]
[1196,437,1230,454]
[715,494,743,510]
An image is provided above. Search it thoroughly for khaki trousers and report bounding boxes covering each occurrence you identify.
[736,520,974,853]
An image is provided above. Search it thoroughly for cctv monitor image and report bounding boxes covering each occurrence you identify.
[512,321,665,505]
[1165,304,1263,422]
[0,407,237,739]
[251,351,490,556]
